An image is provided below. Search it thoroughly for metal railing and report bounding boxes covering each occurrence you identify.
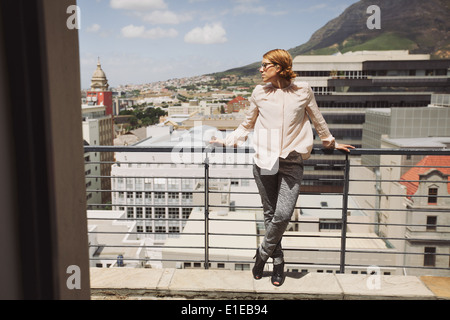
[84,145,450,276]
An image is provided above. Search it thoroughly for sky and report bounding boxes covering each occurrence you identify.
[78,0,358,89]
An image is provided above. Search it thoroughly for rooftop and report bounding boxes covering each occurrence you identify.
[293,50,430,64]
[382,137,450,149]
[400,155,450,195]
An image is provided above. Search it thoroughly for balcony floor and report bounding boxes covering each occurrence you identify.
[90,268,449,300]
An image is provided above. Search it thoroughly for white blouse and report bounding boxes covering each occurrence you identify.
[224,81,335,170]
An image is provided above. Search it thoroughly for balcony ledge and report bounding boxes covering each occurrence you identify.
[90,268,449,300]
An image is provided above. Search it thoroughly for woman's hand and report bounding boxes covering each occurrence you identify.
[335,142,355,153]
[209,137,226,146]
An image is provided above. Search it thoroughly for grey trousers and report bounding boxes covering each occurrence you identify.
[253,151,304,265]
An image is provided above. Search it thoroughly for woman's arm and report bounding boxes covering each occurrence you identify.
[210,95,259,147]
[305,86,355,153]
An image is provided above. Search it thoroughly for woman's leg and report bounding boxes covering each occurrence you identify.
[253,163,279,262]
[253,153,303,264]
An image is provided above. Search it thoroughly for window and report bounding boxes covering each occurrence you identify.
[182,192,193,201]
[428,188,438,204]
[426,216,437,231]
[167,178,179,190]
[182,208,191,220]
[155,207,166,219]
[168,207,179,219]
[127,207,134,218]
[235,264,250,271]
[136,207,143,218]
[155,192,165,199]
[424,247,436,266]
[319,220,342,230]
[168,192,179,201]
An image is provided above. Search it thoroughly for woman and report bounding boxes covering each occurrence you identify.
[210,49,354,286]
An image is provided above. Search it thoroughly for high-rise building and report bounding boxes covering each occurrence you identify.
[293,50,450,193]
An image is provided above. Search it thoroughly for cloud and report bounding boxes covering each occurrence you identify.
[184,23,227,44]
[140,10,192,25]
[121,25,178,39]
[86,24,101,33]
[110,0,167,11]
[231,0,286,16]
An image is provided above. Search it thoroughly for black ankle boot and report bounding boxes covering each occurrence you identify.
[252,248,266,280]
[271,262,285,286]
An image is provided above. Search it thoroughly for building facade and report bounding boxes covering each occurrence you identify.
[87,58,113,116]
[293,50,450,193]
[82,60,115,204]
[362,107,450,166]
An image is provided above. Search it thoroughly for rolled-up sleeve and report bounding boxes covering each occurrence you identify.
[305,86,335,149]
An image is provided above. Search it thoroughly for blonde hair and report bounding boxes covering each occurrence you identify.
[263,49,296,81]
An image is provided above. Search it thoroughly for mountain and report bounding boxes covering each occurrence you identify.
[213,0,450,77]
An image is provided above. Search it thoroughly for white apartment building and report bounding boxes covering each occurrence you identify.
[82,104,114,207]
[110,124,256,245]
[349,137,450,277]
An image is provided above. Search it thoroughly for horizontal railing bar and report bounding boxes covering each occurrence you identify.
[84,146,450,156]
[341,263,450,271]
[89,256,450,271]
[342,249,450,256]
[87,216,450,229]
[350,164,450,169]
[88,189,204,193]
[350,179,450,183]
[89,231,207,236]
[89,175,205,179]
[88,217,206,222]
[90,202,449,214]
[87,204,204,208]
[95,243,450,257]
[90,188,450,198]
[90,175,348,181]
[346,221,450,228]
[88,161,449,170]
[208,204,443,212]
[90,244,205,249]
[348,193,450,198]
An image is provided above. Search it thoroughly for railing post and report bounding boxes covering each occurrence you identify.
[204,147,210,270]
[340,153,350,274]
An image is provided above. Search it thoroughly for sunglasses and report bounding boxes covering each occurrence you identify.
[260,62,276,70]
